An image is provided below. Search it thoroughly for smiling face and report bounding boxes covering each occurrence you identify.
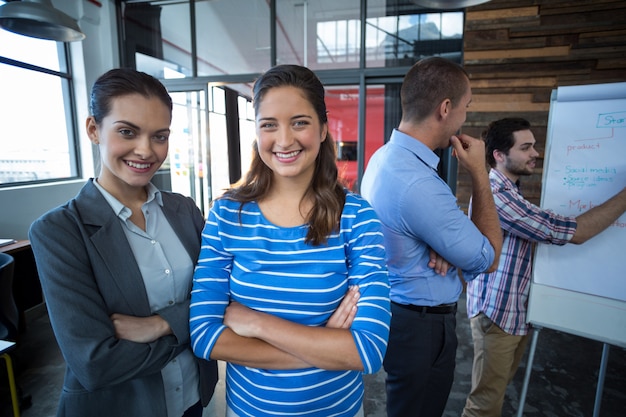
[87,93,171,198]
[255,85,327,184]
[496,129,540,181]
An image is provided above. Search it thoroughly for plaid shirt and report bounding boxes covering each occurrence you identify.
[466,169,577,335]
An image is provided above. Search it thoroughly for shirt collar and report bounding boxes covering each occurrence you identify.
[489,168,520,191]
[92,179,163,220]
[389,129,440,172]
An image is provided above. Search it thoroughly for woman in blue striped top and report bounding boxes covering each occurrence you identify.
[189,64,391,417]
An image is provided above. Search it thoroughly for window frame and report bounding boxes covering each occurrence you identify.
[0,38,82,188]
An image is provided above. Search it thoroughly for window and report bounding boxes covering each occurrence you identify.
[366,11,464,67]
[277,0,361,70]
[276,0,463,69]
[123,0,271,78]
[0,3,79,186]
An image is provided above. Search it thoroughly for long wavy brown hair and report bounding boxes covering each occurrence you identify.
[223,64,345,246]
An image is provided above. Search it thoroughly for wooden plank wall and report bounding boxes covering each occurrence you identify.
[456,0,626,209]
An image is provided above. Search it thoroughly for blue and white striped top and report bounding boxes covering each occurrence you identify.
[190,192,390,417]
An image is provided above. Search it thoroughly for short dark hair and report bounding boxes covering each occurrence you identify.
[89,68,172,124]
[400,57,469,123]
[483,117,532,168]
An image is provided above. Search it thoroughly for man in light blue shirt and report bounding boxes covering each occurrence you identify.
[361,57,503,417]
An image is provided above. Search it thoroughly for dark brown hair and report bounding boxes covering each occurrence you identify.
[224,64,345,246]
[89,68,172,124]
[483,117,532,168]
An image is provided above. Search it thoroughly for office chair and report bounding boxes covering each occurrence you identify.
[0,252,21,417]
[1,253,19,341]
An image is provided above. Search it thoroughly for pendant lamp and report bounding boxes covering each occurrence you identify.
[0,0,85,42]
[412,0,492,9]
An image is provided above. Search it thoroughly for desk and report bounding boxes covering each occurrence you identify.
[0,240,43,332]
[0,340,16,352]
[0,240,31,255]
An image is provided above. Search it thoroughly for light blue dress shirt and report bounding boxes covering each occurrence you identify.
[94,180,200,417]
[361,129,495,306]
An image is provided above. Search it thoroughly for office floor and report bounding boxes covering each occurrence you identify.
[2,293,625,417]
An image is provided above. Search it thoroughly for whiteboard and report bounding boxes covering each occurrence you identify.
[528,81,626,348]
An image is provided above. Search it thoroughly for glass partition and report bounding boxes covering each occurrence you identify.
[195,0,271,75]
[168,90,209,211]
[126,0,271,78]
[238,95,256,181]
[326,85,388,191]
[165,81,256,213]
[366,5,463,67]
[277,0,361,69]
[122,1,193,77]
[121,0,465,202]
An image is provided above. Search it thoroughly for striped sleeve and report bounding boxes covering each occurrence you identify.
[189,194,391,375]
[493,185,576,245]
[343,193,391,374]
[189,201,232,360]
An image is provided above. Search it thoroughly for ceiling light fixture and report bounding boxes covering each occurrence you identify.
[413,0,492,9]
[0,0,85,42]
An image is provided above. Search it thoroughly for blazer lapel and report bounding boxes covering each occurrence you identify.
[75,180,152,316]
[161,192,205,262]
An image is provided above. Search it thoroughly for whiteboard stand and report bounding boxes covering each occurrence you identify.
[523,80,626,416]
[516,327,611,417]
[516,326,540,417]
[593,343,610,417]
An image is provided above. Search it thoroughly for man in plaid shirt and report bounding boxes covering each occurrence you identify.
[462,117,626,417]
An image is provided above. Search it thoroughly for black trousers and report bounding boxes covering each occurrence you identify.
[384,302,458,417]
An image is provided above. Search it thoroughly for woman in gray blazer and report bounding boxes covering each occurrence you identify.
[29,68,218,417]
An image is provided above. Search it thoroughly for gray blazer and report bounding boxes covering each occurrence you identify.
[29,179,218,417]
